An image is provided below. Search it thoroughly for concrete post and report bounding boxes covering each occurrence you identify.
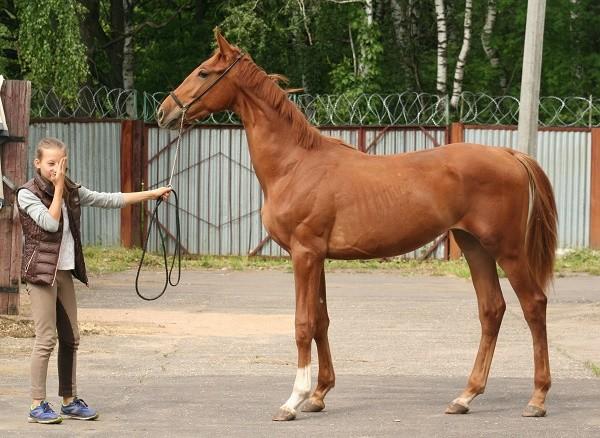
[517,0,546,156]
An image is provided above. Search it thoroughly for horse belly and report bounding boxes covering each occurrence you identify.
[326,214,448,259]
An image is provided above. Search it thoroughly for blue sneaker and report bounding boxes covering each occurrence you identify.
[28,401,62,424]
[60,398,99,420]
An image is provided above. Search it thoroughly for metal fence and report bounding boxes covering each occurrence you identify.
[31,87,600,127]
[24,119,595,253]
[27,121,122,246]
[145,125,448,258]
[464,127,591,248]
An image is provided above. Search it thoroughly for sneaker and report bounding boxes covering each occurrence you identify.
[28,401,62,424]
[60,398,99,420]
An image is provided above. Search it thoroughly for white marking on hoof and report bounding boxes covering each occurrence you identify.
[452,394,476,408]
[282,365,311,413]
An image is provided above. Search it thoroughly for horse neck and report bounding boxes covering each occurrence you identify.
[232,92,308,196]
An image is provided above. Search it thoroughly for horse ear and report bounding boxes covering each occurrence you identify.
[214,27,235,58]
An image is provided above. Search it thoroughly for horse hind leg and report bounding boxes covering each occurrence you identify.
[446,230,506,415]
[498,255,550,417]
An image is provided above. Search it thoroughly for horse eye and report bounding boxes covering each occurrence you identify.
[198,70,209,78]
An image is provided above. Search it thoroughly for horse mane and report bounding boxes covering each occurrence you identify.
[235,57,323,150]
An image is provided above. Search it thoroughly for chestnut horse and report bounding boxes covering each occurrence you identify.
[157,31,557,420]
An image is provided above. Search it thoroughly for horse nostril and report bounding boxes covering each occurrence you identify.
[156,108,164,123]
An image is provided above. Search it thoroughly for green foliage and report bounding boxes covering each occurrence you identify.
[585,361,600,378]
[220,2,269,58]
[330,8,383,95]
[555,249,600,276]
[15,0,88,99]
[5,0,600,104]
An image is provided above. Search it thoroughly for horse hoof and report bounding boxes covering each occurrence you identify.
[272,408,296,421]
[301,398,325,412]
[445,402,470,414]
[522,404,546,417]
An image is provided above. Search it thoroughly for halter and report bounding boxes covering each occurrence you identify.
[168,51,245,115]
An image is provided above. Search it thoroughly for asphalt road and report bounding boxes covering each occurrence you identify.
[1,270,599,437]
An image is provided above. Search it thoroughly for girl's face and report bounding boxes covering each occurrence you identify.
[34,147,67,183]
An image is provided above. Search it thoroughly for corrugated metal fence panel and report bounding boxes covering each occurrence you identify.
[320,128,359,148]
[146,126,286,257]
[365,127,448,258]
[464,127,591,248]
[537,130,590,248]
[365,127,447,155]
[463,127,519,148]
[27,122,122,246]
[147,126,446,258]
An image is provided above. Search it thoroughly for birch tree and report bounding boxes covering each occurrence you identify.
[481,0,507,92]
[434,0,447,96]
[450,0,472,108]
[122,0,135,117]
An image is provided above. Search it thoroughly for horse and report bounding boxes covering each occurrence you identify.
[157,30,558,421]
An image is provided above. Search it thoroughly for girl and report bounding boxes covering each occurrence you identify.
[17,137,171,424]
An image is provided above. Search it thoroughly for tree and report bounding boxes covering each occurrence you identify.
[434,0,448,96]
[16,0,89,100]
[450,0,472,108]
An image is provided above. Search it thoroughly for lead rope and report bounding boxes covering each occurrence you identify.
[135,109,186,301]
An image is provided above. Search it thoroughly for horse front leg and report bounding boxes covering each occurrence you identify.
[272,247,324,421]
[302,268,335,413]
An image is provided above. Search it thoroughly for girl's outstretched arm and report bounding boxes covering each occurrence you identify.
[122,187,172,206]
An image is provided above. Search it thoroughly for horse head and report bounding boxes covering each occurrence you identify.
[156,30,243,129]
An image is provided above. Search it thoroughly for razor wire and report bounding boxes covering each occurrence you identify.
[30,87,600,127]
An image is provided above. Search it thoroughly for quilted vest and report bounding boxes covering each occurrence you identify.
[17,173,87,286]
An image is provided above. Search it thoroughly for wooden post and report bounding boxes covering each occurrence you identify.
[357,127,366,153]
[449,122,464,145]
[590,128,600,249]
[0,80,31,315]
[120,120,146,247]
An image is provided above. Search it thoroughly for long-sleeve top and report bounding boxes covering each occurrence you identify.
[18,187,124,270]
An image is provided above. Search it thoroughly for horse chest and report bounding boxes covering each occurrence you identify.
[261,205,292,249]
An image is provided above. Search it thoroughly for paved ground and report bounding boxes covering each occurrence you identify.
[1,270,599,437]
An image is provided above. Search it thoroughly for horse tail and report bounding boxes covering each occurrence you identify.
[507,150,558,294]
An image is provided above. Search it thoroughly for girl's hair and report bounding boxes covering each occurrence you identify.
[36,137,68,160]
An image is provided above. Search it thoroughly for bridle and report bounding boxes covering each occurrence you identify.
[168,51,245,117]
[166,51,244,187]
[135,51,245,301]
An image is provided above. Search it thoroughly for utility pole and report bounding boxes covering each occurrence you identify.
[517,0,546,156]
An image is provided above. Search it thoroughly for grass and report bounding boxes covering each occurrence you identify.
[83,246,600,277]
[555,249,600,276]
[585,361,600,377]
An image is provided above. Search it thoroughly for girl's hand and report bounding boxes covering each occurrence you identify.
[50,157,68,188]
[153,186,172,201]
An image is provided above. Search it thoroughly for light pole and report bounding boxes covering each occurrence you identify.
[517,0,547,156]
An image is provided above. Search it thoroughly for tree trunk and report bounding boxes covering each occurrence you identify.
[358,0,374,79]
[434,0,447,96]
[122,0,136,117]
[450,0,472,108]
[481,0,507,92]
[390,0,422,91]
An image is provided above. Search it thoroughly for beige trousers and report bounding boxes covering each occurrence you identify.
[28,270,80,400]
